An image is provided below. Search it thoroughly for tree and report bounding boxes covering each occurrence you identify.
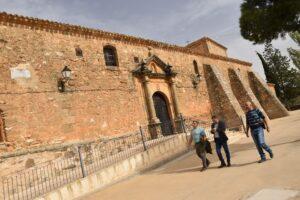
[258,43,300,108]
[256,51,272,82]
[289,31,300,46]
[239,0,300,44]
[288,31,300,70]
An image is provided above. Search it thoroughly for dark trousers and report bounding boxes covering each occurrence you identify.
[215,140,231,165]
[195,143,210,168]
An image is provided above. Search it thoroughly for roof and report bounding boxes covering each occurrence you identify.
[186,37,227,50]
[0,12,251,67]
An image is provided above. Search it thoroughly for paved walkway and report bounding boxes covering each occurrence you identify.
[82,111,300,200]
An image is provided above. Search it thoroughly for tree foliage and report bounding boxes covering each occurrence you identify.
[259,43,300,108]
[289,31,300,46]
[288,31,300,70]
[240,0,300,44]
[257,51,272,81]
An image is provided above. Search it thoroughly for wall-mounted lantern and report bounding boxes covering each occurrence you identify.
[191,74,202,88]
[62,66,72,79]
[58,66,72,92]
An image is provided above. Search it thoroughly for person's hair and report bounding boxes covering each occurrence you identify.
[212,115,217,119]
[192,120,199,124]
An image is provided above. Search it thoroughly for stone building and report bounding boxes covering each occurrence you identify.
[0,12,288,149]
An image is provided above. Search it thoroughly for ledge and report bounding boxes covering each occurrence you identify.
[105,66,120,71]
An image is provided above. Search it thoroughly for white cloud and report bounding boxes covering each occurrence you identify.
[184,0,239,23]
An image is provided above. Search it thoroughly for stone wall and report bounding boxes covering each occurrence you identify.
[185,37,228,57]
[267,83,276,94]
[206,40,227,57]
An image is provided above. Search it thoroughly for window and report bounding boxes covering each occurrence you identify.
[193,60,200,75]
[103,45,118,67]
[75,47,83,57]
[134,56,139,63]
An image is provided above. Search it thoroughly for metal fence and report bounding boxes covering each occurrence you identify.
[1,116,187,200]
[1,116,244,200]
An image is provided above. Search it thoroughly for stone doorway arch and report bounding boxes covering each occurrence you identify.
[152,92,173,135]
[132,55,181,138]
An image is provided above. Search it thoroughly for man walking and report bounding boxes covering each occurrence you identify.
[188,121,210,171]
[245,101,273,163]
[211,115,231,168]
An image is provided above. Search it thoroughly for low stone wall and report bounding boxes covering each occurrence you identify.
[0,133,144,183]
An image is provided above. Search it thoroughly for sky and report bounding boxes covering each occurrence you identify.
[0,0,298,79]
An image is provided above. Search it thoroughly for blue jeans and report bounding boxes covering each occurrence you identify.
[251,127,272,159]
[215,140,231,165]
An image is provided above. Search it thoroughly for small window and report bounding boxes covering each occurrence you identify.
[103,45,118,67]
[193,60,200,75]
[75,47,83,57]
[134,56,139,63]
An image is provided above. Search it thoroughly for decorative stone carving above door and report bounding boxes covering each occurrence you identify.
[132,55,181,137]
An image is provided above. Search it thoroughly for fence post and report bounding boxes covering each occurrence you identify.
[179,114,187,133]
[179,113,188,141]
[240,115,247,135]
[139,126,147,151]
[77,146,86,178]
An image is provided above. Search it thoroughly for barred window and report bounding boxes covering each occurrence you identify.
[134,56,139,63]
[103,45,118,67]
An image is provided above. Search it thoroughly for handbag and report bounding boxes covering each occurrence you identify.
[205,140,213,154]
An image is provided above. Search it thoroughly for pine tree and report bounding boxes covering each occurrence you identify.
[256,51,272,82]
[288,31,300,70]
[259,43,300,108]
[239,0,300,44]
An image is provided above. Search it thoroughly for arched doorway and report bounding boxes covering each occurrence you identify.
[152,92,173,135]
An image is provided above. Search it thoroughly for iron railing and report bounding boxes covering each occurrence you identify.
[1,116,243,200]
[1,116,187,200]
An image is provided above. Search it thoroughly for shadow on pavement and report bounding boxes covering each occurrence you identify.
[229,139,300,153]
[160,139,300,175]
[270,139,300,147]
[163,160,259,174]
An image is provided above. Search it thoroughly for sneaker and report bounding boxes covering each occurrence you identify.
[227,162,231,167]
[200,167,207,172]
[258,158,266,163]
[269,151,274,159]
[207,160,211,167]
[218,163,226,168]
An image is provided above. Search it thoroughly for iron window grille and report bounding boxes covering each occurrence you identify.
[104,46,118,67]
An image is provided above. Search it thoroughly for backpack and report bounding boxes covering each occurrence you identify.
[255,109,266,129]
